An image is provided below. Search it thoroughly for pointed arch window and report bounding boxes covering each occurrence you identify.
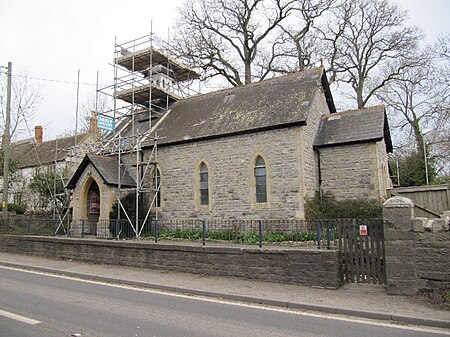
[153,167,161,208]
[199,162,209,205]
[254,156,267,203]
[88,180,100,214]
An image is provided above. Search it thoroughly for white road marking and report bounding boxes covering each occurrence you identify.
[0,308,41,325]
[1,265,449,335]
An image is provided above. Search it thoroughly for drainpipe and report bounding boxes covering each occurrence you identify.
[316,149,323,200]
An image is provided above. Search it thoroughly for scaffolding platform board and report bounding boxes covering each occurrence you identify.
[115,47,200,82]
[114,83,181,106]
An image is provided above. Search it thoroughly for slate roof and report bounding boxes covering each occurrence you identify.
[10,132,92,169]
[142,67,335,147]
[313,105,393,152]
[66,154,136,189]
[9,139,36,168]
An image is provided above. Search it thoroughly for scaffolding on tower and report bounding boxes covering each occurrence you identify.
[96,32,200,239]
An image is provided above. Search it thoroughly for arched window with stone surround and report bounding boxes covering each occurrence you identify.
[88,180,100,215]
[199,162,209,205]
[85,178,101,235]
[153,167,161,208]
[254,155,267,203]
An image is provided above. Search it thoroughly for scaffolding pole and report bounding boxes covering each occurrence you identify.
[95,31,200,239]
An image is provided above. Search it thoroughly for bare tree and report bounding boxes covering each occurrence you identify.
[172,0,298,86]
[377,47,450,178]
[0,72,41,140]
[433,34,450,127]
[318,0,423,108]
[436,34,450,61]
[79,90,112,132]
[278,0,335,72]
[428,35,450,178]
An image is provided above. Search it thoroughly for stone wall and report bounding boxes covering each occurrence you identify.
[0,236,340,288]
[155,127,306,220]
[319,142,387,200]
[301,89,332,200]
[383,196,450,295]
[413,217,450,291]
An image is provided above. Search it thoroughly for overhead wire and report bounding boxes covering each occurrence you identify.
[0,70,102,87]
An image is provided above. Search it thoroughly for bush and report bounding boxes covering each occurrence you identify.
[110,192,150,221]
[0,203,26,215]
[154,228,321,245]
[305,192,382,222]
[208,230,233,240]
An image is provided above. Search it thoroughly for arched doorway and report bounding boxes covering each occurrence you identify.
[86,179,100,234]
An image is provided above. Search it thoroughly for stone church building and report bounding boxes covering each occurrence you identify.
[67,67,392,232]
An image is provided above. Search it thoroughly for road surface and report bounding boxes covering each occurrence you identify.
[0,266,447,337]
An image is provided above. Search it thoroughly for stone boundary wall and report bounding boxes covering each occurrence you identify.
[383,196,450,295]
[0,236,340,288]
[413,217,450,291]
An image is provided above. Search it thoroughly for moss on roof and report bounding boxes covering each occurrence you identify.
[66,154,136,189]
[144,68,332,146]
[314,105,392,151]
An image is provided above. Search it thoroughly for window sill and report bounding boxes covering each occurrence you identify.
[251,202,269,209]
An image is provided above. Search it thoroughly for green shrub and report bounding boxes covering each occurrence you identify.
[154,228,321,245]
[158,230,176,240]
[0,203,26,215]
[208,230,233,240]
[305,192,382,222]
[109,192,150,221]
[158,229,202,240]
[264,232,290,242]
[178,229,202,239]
[9,203,26,215]
[235,232,258,244]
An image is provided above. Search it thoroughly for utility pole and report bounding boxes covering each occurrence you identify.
[74,69,80,146]
[2,62,12,221]
[423,137,429,185]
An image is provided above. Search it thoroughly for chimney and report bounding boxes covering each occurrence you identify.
[90,112,100,136]
[35,125,43,144]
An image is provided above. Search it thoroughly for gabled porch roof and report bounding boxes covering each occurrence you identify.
[67,154,136,189]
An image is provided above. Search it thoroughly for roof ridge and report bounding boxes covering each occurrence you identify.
[12,137,35,145]
[41,131,90,144]
[172,67,324,105]
[12,131,91,147]
[322,105,385,118]
[88,153,113,159]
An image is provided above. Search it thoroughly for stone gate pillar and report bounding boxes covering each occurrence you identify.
[383,196,417,295]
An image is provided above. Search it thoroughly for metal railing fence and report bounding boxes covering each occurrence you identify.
[0,217,69,236]
[1,217,381,249]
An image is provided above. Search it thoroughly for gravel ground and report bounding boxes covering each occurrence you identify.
[416,290,450,310]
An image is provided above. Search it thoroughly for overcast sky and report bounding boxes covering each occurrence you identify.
[0,0,448,141]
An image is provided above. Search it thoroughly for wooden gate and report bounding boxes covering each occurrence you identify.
[338,219,386,284]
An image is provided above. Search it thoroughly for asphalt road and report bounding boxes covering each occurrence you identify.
[0,266,447,337]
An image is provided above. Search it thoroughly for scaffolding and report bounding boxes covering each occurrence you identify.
[96,32,200,239]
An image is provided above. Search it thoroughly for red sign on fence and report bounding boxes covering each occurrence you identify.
[359,225,368,236]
